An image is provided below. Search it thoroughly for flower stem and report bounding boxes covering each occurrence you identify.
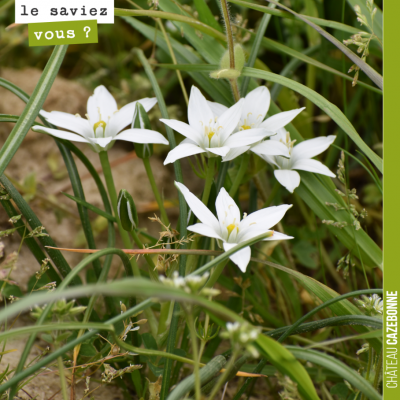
[373,350,382,390]
[99,151,141,278]
[186,309,201,400]
[229,152,250,197]
[142,157,170,226]
[202,157,216,206]
[57,356,68,400]
[206,259,229,288]
[219,0,241,102]
[262,181,280,208]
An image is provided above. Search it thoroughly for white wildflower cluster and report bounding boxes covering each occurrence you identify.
[159,271,220,297]
[220,321,260,358]
[355,294,383,317]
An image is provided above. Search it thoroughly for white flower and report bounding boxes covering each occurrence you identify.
[206,86,305,162]
[161,86,274,165]
[32,85,169,152]
[175,182,293,272]
[256,129,336,193]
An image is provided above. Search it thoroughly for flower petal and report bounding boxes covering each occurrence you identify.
[222,146,250,162]
[264,231,294,241]
[86,136,114,149]
[206,146,230,157]
[115,129,169,145]
[206,101,228,118]
[187,223,223,240]
[242,86,271,127]
[216,187,241,226]
[292,158,336,177]
[224,128,270,148]
[164,143,206,165]
[260,108,305,133]
[218,99,244,143]
[32,126,90,143]
[40,111,93,138]
[87,85,118,122]
[291,135,336,162]
[251,140,290,157]
[175,182,220,233]
[188,86,214,133]
[274,169,301,193]
[257,153,279,168]
[239,204,292,234]
[223,243,251,273]
[107,98,157,135]
[160,119,202,145]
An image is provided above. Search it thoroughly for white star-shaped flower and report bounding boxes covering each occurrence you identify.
[32,85,169,152]
[161,86,274,165]
[175,182,293,272]
[206,86,305,162]
[257,128,336,192]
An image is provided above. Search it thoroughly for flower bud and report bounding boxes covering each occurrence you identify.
[132,102,153,159]
[117,189,139,231]
[210,44,245,80]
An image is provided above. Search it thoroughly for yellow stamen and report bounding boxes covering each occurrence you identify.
[241,125,251,130]
[94,120,107,133]
[227,224,237,235]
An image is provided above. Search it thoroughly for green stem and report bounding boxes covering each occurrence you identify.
[229,152,250,197]
[206,260,229,288]
[219,0,241,101]
[207,352,238,400]
[99,151,141,277]
[130,229,159,282]
[143,157,170,226]
[373,350,382,390]
[202,157,216,205]
[186,310,201,400]
[57,356,68,400]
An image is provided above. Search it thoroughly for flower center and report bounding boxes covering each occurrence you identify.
[279,132,296,155]
[93,120,107,137]
[226,222,239,238]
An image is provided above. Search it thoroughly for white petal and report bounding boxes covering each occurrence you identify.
[216,187,241,224]
[260,108,305,133]
[206,146,230,157]
[223,243,251,273]
[187,223,223,240]
[223,128,270,148]
[222,146,250,162]
[188,86,214,133]
[218,99,244,143]
[291,135,336,162]
[107,98,157,135]
[263,231,294,241]
[206,101,228,118]
[251,140,290,157]
[87,136,114,148]
[237,228,274,243]
[292,158,336,177]
[239,204,292,233]
[274,169,301,193]
[32,126,90,143]
[174,182,220,232]
[40,110,93,138]
[115,129,169,144]
[258,153,279,168]
[242,86,271,126]
[164,143,206,165]
[87,85,118,122]
[160,119,202,145]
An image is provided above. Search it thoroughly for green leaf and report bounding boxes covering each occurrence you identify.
[0,46,68,176]
[193,0,222,32]
[257,335,320,400]
[287,346,382,400]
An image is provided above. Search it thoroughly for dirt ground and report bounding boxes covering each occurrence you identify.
[0,67,203,399]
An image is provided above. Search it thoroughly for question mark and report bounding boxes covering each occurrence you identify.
[84,26,91,38]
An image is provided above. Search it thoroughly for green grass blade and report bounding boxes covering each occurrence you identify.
[0,46,68,176]
[193,0,222,32]
[287,346,382,400]
[265,0,382,89]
